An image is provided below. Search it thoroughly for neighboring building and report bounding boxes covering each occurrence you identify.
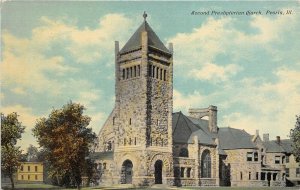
[94,13,299,187]
[17,162,43,183]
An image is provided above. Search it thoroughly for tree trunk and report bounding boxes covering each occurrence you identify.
[10,174,15,189]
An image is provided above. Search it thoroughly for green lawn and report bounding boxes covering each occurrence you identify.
[2,184,300,190]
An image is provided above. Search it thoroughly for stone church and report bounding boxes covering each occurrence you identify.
[94,13,300,187]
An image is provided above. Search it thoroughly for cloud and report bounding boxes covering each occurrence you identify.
[220,67,300,139]
[11,87,27,95]
[173,89,206,112]
[190,62,242,82]
[1,105,39,130]
[1,32,73,94]
[168,13,299,83]
[33,14,133,64]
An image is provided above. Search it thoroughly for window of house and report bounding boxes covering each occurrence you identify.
[180,167,185,178]
[240,172,243,180]
[134,66,137,77]
[21,175,24,180]
[152,66,155,78]
[254,152,258,162]
[122,69,125,80]
[256,172,259,180]
[261,155,265,165]
[187,168,191,178]
[275,156,281,164]
[134,137,137,145]
[160,69,162,80]
[282,156,285,164]
[130,67,133,78]
[137,65,140,76]
[285,168,289,177]
[296,168,300,177]
[249,172,251,180]
[129,118,131,125]
[286,155,289,163]
[247,152,253,161]
[28,175,30,180]
[201,150,211,178]
[164,70,166,81]
[156,67,159,79]
[21,166,23,171]
[126,68,129,79]
[35,175,38,180]
[107,141,112,151]
[35,166,38,172]
[179,148,189,157]
[28,166,30,171]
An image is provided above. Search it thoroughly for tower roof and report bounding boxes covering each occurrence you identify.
[120,17,170,54]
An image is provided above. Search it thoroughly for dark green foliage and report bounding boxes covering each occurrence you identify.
[32,102,97,189]
[1,112,25,189]
[290,115,300,162]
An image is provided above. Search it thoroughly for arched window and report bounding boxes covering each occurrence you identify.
[137,65,140,76]
[107,141,112,151]
[134,66,137,77]
[201,149,211,178]
[254,152,258,161]
[152,66,156,78]
[179,148,189,157]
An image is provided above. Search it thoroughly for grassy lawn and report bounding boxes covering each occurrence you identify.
[2,183,60,189]
[2,184,300,190]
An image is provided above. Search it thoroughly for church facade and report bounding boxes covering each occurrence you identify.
[94,14,300,187]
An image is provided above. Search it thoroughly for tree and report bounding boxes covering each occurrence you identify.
[1,112,25,189]
[290,115,300,162]
[26,144,39,162]
[32,102,97,189]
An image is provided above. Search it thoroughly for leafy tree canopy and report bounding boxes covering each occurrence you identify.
[290,115,300,162]
[1,112,25,189]
[33,102,97,189]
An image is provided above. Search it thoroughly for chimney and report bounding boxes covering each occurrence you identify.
[263,133,269,142]
[255,130,259,136]
[188,105,218,133]
[276,136,281,144]
[208,105,218,133]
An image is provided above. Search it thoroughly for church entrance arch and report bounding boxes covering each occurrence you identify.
[154,160,163,184]
[121,160,133,184]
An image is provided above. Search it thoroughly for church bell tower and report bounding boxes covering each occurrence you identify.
[113,12,174,185]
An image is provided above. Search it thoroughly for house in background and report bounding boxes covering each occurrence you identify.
[17,162,43,183]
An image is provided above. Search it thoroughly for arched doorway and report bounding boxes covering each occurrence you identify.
[154,160,163,184]
[121,160,133,184]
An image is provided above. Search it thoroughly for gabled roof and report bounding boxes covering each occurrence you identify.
[264,139,292,153]
[280,139,293,154]
[120,21,170,54]
[172,112,215,145]
[217,127,257,150]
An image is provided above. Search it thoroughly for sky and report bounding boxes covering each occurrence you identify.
[1,1,300,152]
